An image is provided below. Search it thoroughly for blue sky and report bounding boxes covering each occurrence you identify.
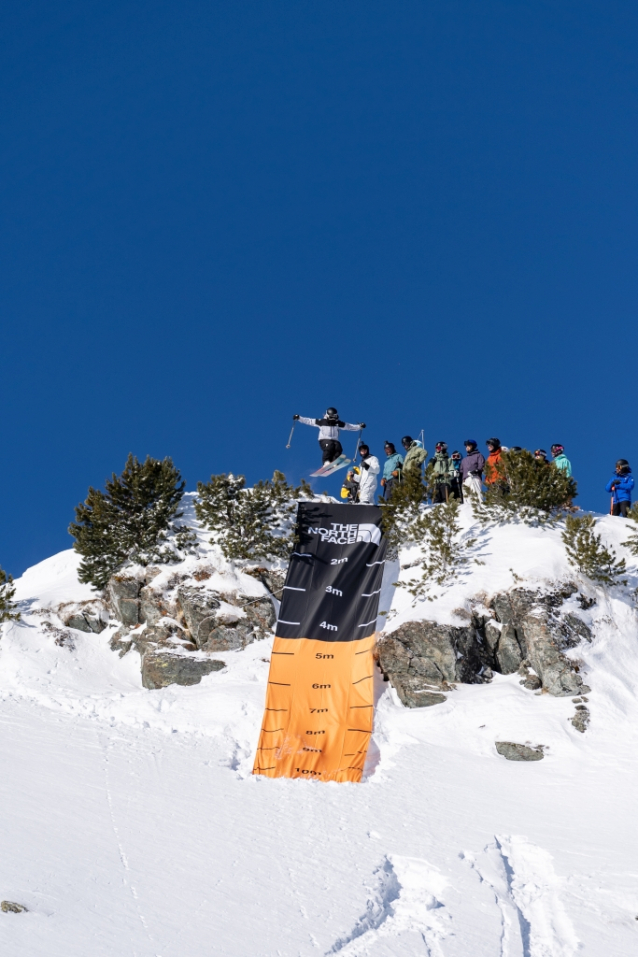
[2,1,637,574]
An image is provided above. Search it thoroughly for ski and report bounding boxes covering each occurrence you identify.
[310,455,351,478]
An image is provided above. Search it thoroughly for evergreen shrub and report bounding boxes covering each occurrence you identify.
[399,498,476,600]
[0,567,20,624]
[562,513,627,586]
[69,454,195,589]
[195,470,312,561]
[470,449,577,526]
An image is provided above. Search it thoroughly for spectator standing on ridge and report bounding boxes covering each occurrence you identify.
[534,449,549,464]
[352,444,380,504]
[380,442,403,500]
[460,439,485,496]
[430,441,455,503]
[551,444,572,477]
[401,436,427,475]
[450,451,463,500]
[485,438,509,494]
[606,460,634,517]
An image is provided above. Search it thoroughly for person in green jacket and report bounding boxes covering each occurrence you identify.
[551,444,572,477]
[401,436,427,474]
[429,441,456,503]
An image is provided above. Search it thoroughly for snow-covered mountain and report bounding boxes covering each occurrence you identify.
[1,496,637,955]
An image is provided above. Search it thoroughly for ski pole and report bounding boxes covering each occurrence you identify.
[353,428,362,462]
[286,422,296,449]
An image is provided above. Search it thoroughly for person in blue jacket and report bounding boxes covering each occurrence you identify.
[605,459,634,517]
[380,441,404,500]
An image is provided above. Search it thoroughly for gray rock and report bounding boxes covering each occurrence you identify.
[571,709,590,733]
[141,651,226,689]
[495,741,544,761]
[388,673,447,708]
[1,901,28,913]
[521,674,542,690]
[496,623,525,674]
[107,578,141,626]
[178,587,274,652]
[109,627,133,657]
[377,619,489,694]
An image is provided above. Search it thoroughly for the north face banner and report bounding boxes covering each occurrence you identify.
[253,503,387,783]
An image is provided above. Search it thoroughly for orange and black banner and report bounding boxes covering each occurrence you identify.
[253,503,387,783]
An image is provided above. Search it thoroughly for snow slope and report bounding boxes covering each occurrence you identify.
[1,502,638,956]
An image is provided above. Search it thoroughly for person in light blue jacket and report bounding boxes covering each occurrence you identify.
[605,460,634,517]
[551,444,572,477]
[380,442,404,500]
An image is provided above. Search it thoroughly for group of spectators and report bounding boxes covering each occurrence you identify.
[342,437,575,507]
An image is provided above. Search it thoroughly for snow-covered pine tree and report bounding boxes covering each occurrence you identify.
[470,449,577,526]
[69,454,195,589]
[562,513,627,586]
[195,470,312,561]
[398,498,475,600]
[0,567,20,623]
[381,467,427,551]
[622,503,638,556]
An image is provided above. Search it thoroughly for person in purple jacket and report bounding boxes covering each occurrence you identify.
[605,459,634,517]
[459,439,485,497]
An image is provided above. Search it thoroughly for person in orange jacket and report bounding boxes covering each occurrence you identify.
[484,438,504,486]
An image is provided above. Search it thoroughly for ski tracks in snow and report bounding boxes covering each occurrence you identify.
[326,855,450,956]
[463,836,579,957]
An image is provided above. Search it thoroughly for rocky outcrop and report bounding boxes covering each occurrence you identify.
[141,651,226,690]
[1,901,28,913]
[379,583,593,708]
[103,566,276,689]
[495,742,544,761]
[61,600,109,634]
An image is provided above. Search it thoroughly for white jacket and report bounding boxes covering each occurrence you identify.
[354,454,380,502]
[298,416,361,441]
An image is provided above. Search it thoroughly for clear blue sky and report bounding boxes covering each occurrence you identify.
[2,1,637,575]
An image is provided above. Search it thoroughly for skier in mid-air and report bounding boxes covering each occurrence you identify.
[293,408,365,472]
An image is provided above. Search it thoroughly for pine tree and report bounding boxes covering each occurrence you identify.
[0,567,20,624]
[380,468,427,551]
[622,503,638,556]
[470,449,577,526]
[195,471,312,562]
[562,514,627,586]
[69,454,194,589]
[400,498,475,600]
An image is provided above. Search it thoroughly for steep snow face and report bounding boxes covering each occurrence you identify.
[1,501,638,955]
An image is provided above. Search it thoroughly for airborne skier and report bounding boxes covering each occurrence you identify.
[293,408,365,473]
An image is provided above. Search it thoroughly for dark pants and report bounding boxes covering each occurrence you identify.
[433,484,451,504]
[612,500,630,517]
[450,477,463,501]
[383,478,398,500]
[319,439,343,465]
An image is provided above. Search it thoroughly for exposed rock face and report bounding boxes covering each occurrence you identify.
[104,567,276,688]
[378,583,592,708]
[141,651,226,689]
[495,742,544,762]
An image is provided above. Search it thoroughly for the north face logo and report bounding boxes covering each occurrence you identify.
[307,522,381,546]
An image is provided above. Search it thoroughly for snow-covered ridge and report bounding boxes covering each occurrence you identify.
[1,496,638,953]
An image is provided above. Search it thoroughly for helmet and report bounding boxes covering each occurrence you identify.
[551,444,564,456]
[384,441,396,453]
[616,459,630,471]
[401,435,413,447]
[510,446,522,452]
[451,450,461,460]
[435,441,447,453]
[486,437,501,450]
[464,439,477,449]
[325,407,339,420]
[534,449,548,458]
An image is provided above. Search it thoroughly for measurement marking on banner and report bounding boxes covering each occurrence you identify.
[277,619,301,625]
[352,675,373,684]
[319,621,338,632]
[254,766,276,771]
[325,586,342,596]
[283,586,306,591]
[306,730,325,735]
[256,746,280,751]
[361,588,381,597]
[272,652,294,656]
[302,747,322,752]
[292,552,312,559]
[350,704,374,709]
[295,769,321,775]
[313,683,331,689]
[357,619,377,628]
[366,560,385,566]
[310,709,328,714]
[330,557,348,565]
[315,652,334,659]
[347,728,371,733]
[355,649,372,654]
[268,681,291,686]
[260,728,284,733]
[265,708,289,711]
